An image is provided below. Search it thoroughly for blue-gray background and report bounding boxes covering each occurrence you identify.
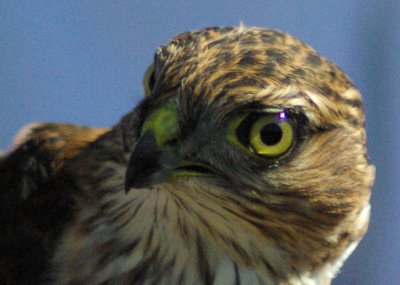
[1,1,398,284]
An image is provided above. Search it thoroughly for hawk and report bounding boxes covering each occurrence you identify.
[0,26,374,285]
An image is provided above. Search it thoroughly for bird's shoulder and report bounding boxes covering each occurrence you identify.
[1,122,110,188]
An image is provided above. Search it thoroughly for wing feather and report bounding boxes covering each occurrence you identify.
[0,123,109,285]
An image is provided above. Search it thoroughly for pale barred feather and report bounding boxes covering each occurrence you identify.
[54,177,286,284]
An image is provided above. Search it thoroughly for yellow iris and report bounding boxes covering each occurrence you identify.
[228,111,295,158]
[249,114,293,157]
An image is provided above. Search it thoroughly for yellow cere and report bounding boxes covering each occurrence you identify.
[141,99,179,145]
[249,115,293,157]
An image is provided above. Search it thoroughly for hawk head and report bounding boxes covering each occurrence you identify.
[55,27,374,285]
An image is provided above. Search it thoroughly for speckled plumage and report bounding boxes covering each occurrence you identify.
[1,26,374,285]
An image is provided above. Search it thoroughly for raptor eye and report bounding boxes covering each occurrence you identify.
[235,111,295,157]
[143,64,156,97]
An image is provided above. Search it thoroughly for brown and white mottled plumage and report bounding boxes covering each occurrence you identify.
[0,27,374,285]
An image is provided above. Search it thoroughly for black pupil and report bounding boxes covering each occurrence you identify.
[260,123,283,145]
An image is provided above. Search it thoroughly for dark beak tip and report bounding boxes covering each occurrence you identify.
[124,184,131,194]
[124,174,151,193]
[124,179,132,194]
[124,175,141,193]
[124,172,137,193]
[124,131,161,194]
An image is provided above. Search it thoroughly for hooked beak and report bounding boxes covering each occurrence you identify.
[124,131,212,192]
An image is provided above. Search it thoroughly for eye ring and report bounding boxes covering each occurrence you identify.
[233,111,295,158]
[249,113,294,157]
[143,64,156,97]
